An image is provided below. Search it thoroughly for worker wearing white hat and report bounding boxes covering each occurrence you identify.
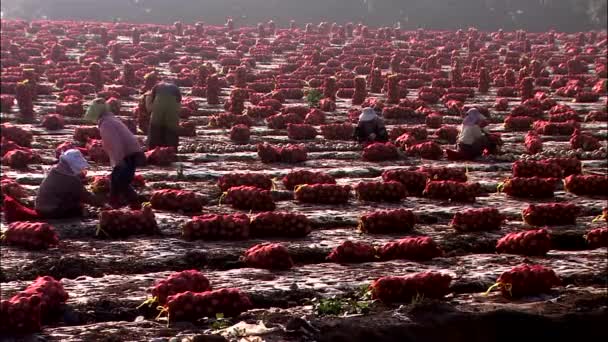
[35,149,104,219]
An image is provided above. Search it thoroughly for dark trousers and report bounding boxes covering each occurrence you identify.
[40,206,83,220]
[148,124,179,149]
[110,153,140,202]
[458,135,497,160]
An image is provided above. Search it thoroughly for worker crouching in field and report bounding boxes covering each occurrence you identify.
[447,108,499,160]
[147,82,182,149]
[354,107,388,143]
[2,149,104,223]
[36,149,105,218]
[85,98,146,209]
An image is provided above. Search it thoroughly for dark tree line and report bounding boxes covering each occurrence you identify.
[1,0,606,32]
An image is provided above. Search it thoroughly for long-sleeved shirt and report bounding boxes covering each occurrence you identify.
[98,113,142,167]
[458,124,488,145]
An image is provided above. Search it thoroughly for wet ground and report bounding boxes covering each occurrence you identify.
[1,23,608,341]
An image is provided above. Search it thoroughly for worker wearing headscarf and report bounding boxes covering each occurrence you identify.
[147,82,182,149]
[354,107,388,143]
[85,98,145,208]
[455,108,496,159]
[34,149,103,218]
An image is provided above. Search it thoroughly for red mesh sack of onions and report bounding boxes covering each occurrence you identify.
[585,110,608,122]
[178,121,196,137]
[218,173,272,191]
[1,137,21,156]
[258,99,282,111]
[524,131,543,154]
[394,133,418,149]
[355,181,407,202]
[294,184,351,204]
[327,240,376,263]
[486,264,560,299]
[504,115,534,132]
[564,174,608,196]
[406,141,443,160]
[74,126,101,143]
[278,144,308,163]
[522,203,580,226]
[304,109,326,125]
[423,181,478,202]
[150,189,204,213]
[450,208,505,232]
[381,169,428,196]
[287,123,318,140]
[358,209,416,234]
[282,170,335,190]
[534,120,579,135]
[362,142,399,162]
[222,185,275,211]
[249,212,312,238]
[282,105,309,118]
[0,294,42,333]
[575,91,600,103]
[2,149,39,169]
[512,160,563,178]
[549,111,580,123]
[97,203,158,238]
[390,125,428,141]
[419,166,467,182]
[266,113,303,129]
[510,104,543,118]
[369,272,452,304]
[433,125,459,144]
[55,101,84,117]
[496,229,552,256]
[86,139,109,163]
[496,87,517,97]
[182,213,250,241]
[242,243,293,270]
[164,289,252,322]
[500,177,557,198]
[0,95,14,113]
[209,113,254,128]
[570,129,601,151]
[378,236,443,261]
[257,143,281,163]
[319,98,336,112]
[2,222,59,250]
[545,157,582,176]
[321,123,355,140]
[41,114,65,131]
[585,228,608,249]
[11,276,68,316]
[0,177,27,201]
[494,97,509,111]
[425,113,443,129]
[230,124,250,143]
[145,147,177,166]
[141,270,211,308]
[1,123,32,147]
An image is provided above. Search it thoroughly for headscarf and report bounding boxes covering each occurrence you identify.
[84,98,110,123]
[462,108,486,126]
[59,149,89,175]
[359,107,378,122]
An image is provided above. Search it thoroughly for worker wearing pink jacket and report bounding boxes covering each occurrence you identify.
[85,98,146,208]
